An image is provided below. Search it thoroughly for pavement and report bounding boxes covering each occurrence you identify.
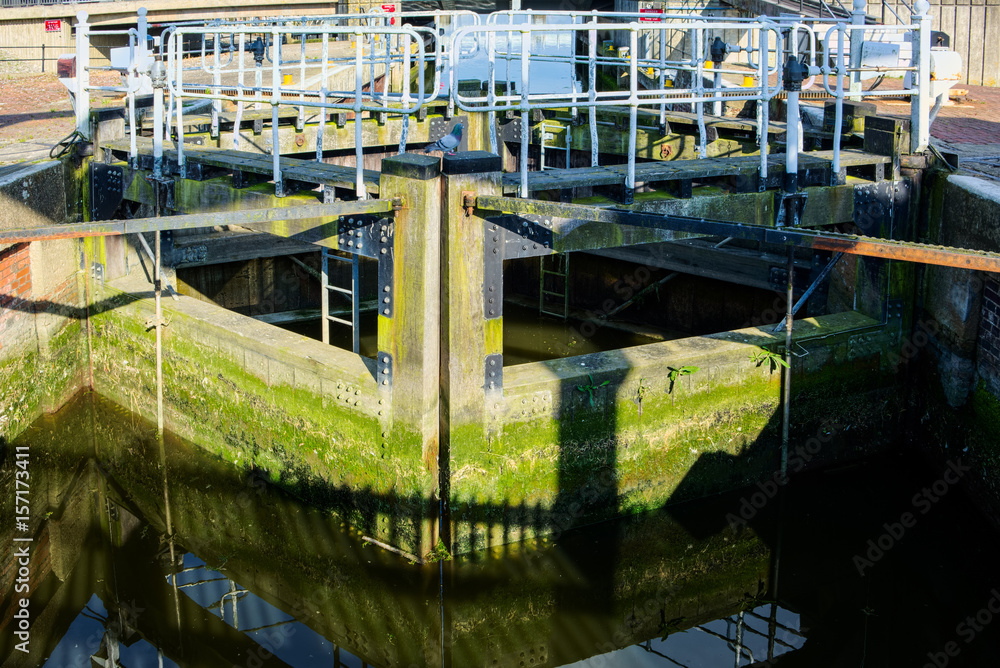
[1,70,998,176]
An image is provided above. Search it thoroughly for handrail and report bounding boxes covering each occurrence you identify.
[71,3,940,205]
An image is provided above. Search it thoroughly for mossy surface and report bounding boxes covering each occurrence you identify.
[88,289,435,554]
[0,320,84,444]
[448,329,898,553]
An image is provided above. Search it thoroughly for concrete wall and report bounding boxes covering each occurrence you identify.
[0,160,85,444]
[88,271,439,559]
[980,276,1000,396]
[919,171,1000,526]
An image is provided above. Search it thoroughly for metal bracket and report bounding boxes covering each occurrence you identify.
[487,215,554,260]
[377,218,394,318]
[769,266,789,292]
[775,191,808,228]
[485,353,503,394]
[90,261,105,284]
[377,351,393,389]
[428,115,468,150]
[499,120,522,143]
[337,215,380,259]
[484,220,504,319]
[233,169,266,189]
[91,162,125,221]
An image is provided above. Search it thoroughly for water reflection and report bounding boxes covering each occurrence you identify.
[4,392,1000,667]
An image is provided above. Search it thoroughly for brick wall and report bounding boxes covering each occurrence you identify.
[0,243,33,354]
[979,277,1000,395]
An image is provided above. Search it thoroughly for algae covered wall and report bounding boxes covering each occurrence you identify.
[87,277,438,559]
[447,311,903,554]
[0,161,87,444]
[915,172,1000,524]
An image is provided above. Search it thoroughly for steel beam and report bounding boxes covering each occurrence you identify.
[0,200,394,245]
[474,196,1000,273]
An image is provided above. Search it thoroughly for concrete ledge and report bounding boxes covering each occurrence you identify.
[0,161,67,252]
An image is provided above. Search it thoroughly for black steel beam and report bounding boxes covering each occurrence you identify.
[474,196,1000,273]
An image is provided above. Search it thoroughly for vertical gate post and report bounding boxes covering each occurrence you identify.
[378,154,443,557]
[439,151,504,550]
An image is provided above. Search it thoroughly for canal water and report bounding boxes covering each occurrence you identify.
[3,392,1000,667]
[276,302,664,365]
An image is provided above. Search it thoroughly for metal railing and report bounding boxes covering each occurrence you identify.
[1,0,110,7]
[0,43,62,71]
[70,2,941,210]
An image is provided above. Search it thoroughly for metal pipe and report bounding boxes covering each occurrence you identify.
[75,11,90,139]
[318,30,328,160]
[233,32,245,151]
[781,247,794,480]
[155,225,164,438]
[911,0,932,152]
[174,33,185,178]
[588,14,598,168]
[271,27,282,196]
[627,26,638,198]
[354,30,365,199]
[519,28,529,198]
[832,25,845,183]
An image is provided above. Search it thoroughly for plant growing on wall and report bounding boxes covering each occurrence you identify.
[577,374,610,408]
[636,377,649,417]
[667,366,700,395]
[750,348,789,374]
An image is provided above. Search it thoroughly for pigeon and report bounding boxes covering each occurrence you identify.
[422,123,463,155]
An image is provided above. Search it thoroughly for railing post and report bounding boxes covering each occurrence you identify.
[74,10,90,139]
[848,0,866,101]
[910,0,932,153]
[137,6,148,60]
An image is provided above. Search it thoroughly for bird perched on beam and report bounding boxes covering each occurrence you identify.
[423,123,463,155]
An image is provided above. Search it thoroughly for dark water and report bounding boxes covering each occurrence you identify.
[3,392,1000,667]
[274,303,661,366]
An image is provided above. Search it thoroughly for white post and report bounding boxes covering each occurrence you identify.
[848,0,866,101]
[75,11,90,139]
[137,7,148,61]
[911,0,932,153]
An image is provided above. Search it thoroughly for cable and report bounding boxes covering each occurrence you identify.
[929,142,957,171]
[49,128,86,160]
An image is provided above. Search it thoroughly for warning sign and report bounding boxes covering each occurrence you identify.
[44,19,62,32]
[639,8,663,21]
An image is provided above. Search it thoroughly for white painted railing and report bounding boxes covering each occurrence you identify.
[71,2,946,207]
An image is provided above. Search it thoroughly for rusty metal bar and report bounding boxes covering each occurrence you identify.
[474,195,1000,273]
[0,200,394,245]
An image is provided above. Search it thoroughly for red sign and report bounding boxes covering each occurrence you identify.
[44,19,62,32]
[639,8,663,21]
[381,4,396,10]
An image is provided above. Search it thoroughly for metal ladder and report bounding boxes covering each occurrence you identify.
[539,121,571,170]
[320,248,360,354]
[539,252,570,320]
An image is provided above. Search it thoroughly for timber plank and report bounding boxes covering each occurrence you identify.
[104,137,380,193]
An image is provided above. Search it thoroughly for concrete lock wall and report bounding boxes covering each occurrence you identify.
[66,151,913,557]
[0,160,87,445]
[919,172,1000,525]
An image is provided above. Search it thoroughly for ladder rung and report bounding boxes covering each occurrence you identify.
[327,285,353,295]
[541,289,566,297]
[327,316,354,326]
